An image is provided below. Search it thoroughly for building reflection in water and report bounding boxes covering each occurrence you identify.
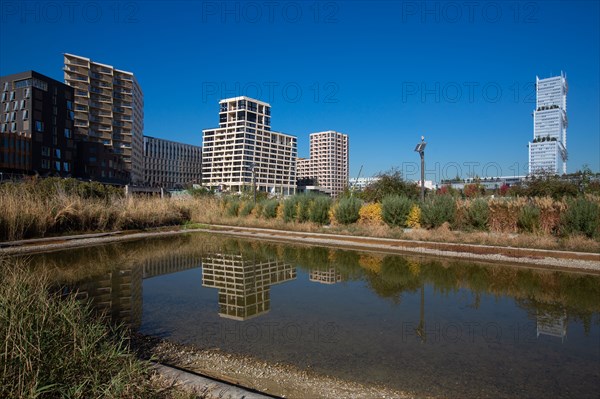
[309,268,342,284]
[536,310,568,342]
[202,253,296,321]
[75,253,200,329]
[75,267,143,329]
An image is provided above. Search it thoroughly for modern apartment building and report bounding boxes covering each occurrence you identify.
[0,71,75,177]
[529,73,568,175]
[202,96,297,195]
[297,131,349,197]
[63,53,144,183]
[143,135,202,188]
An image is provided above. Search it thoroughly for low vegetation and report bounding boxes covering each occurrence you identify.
[0,258,194,399]
[1,175,599,252]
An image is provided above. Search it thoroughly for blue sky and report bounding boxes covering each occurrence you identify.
[1,0,598,181]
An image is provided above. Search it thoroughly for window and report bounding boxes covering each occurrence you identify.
[67,100,72,110]
[35,120,44,132]
[12,102,18,110]
[20,99,25,109]
[0,124,5,133]
[2,82,8,91]
[64,128,71,138]
[69,111,74,120]
[10,112,15,122]
[3,103,8,112]
[55,149,61,159]
[63,162,70,172]
[54,161,61,171]
[41,159,50,169]
[41,146,50,156]
[22,110,28,120]
[15,79,31,89]
[9,91,15,101]
[10,122,16,132]
[24,88,30,98]
[1,92,6,102]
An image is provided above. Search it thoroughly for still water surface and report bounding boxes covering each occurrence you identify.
[28,233,600,398]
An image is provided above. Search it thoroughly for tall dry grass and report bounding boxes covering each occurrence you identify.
[0,184,195,241]
[0,257,179,399]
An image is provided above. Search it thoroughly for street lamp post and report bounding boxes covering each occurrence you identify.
[414,136,427,202]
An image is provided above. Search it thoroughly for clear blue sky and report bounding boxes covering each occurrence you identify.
[1,0,598,182]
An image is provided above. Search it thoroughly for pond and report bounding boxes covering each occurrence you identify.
[27,233,600,398]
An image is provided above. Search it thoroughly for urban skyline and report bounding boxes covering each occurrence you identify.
[1,1,597,180]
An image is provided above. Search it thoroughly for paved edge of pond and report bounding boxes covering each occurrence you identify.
[1,225,599,273]
[151,361,275,399]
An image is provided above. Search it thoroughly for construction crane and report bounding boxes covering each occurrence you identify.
[351,165,363,196]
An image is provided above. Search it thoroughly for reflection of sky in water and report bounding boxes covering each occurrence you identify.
[29,234,600,398]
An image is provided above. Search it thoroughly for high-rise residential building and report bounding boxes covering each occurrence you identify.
[63,53,144,183]
[202,96,297,195]
[1,71,75,177]
[529,73,568,175]
[297,131,349,197]
[143,135,202,188]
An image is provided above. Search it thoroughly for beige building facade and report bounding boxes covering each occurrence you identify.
[64,53,144,183]
[202,96,297,195]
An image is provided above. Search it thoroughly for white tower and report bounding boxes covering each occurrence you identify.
[529,72,568,175]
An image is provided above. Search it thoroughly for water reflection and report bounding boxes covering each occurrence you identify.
[26,233,600,398]
[202,253,296,320]
[75,267,143,329]
[309,268,341,284]
[537,310,568,341]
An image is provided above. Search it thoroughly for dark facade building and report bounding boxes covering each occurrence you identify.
[1,71,75,178]
[74,141,129,184]
[143,135,202,188]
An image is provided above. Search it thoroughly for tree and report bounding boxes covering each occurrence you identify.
[359,168,420,203]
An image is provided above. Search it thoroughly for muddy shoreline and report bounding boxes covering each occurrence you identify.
[132,333,418,399]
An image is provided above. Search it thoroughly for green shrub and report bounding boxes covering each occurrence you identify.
[518,204,540,233]
[310,196,332,225]
[334,197,362,225]
[421,195,456,228]
[225,198,240,217]
[466,199,489,230]
[262,199,279,219]
[381,195,413,228]
[296,196,312,223]
[283,196,299,222]
[561,198,600,238]
[239,201,254,217]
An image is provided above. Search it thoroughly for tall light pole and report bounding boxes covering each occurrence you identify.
[414,136,427,202]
